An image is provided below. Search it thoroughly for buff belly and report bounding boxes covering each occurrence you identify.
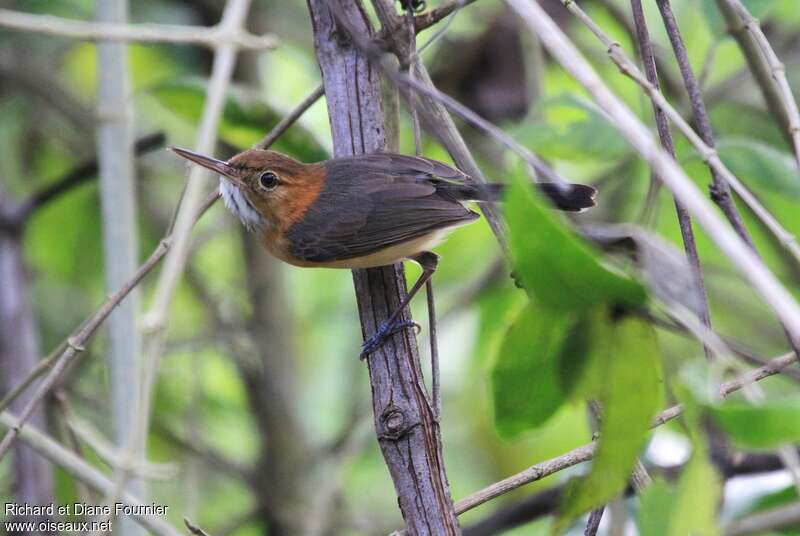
[276,227,461,269]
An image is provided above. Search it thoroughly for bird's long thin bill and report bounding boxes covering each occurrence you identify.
[170,147,239,182]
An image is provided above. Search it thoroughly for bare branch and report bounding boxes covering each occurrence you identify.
[655,0,757,251]
[0,411,183,536]
[254,84,324,150]
[184,518,212,536]
[19,133,166,222]
[507,0,800,342]
[630,0,712,360]
[715,0,800,168]
[0,190,219,463]
[584,507,604,536]
[127,9,254,519]
[95,2,146,525]
[308,0,459,532]
[456,443,597,514]
[725,502,800,536]
[0,8,277,50]
[457,350,797,515]
[556,0,800,265]
[413,0,481,33]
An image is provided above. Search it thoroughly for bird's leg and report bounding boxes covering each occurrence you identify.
[361,251,439,358]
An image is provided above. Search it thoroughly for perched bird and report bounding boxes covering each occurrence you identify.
[171,148,595,354]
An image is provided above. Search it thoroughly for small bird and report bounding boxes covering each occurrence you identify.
[171,147,595,355]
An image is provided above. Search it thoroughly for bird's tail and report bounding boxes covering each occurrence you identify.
[460,182,597,212]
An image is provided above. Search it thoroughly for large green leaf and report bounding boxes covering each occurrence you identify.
[506,171,647,311]
[560,314,663,523]
[708,396,800,448]
[491,301,590,437]
[716,138,800,197]
[149,80,328,161]
[515,93,630,161]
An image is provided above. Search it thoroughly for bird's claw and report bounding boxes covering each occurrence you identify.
[360,319,420,359]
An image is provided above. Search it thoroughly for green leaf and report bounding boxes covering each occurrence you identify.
[637,453,721,536]
[702,0,777,35]
[668,442,721,536]
[639,478,678,536]
[506,171,647,311]
[707,396,800,448]
[560,314,663,524]
[515,93,630,161]
[741,485,798,518]
[709,103,787,149]
[491,301,590,437]
[149,80,328,161]
[716,138,800,197]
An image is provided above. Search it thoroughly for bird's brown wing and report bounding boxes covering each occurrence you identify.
[286,155,478,263]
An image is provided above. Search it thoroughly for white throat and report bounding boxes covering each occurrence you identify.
[219,179,267,232]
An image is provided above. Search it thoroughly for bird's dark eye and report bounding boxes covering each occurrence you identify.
[258,171,279,190]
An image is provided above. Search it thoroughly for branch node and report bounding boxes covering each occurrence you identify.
[66,338,85,353]
[700,148,718,164]
[378,405,416,440]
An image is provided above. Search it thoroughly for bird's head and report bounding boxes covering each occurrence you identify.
[171,147,323,232]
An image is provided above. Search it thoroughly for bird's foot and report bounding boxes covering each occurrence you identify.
[360,320,420,359]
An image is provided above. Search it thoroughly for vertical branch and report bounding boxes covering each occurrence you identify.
[95,2,143,533]
[655,0,800,356]
[130,0,252,502]
[401,2,441,419]
[307,0,460,533]
[655,0,754,250]
[0,232,54,516]
[629,0,713,359]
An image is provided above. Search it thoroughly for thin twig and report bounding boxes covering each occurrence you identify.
[556,0,800,265]
[507,0,800,342]
[254,84,324,150]
[0,8,277,50]
[455,443,597,514]
[401,5,441,420]
[0,190,219,463]
[0,341,65,414]
[127,3,254,516]
[54,392,99,504]
[584,507,605,536]
[18,132,166,223]
[655,0,755,249]
[0,411,183,536]
[630,0,713,361]
[725,501,800,536]
[655,0,800,361]
[0,51,325,463]
[455,350,797,515]
[413,0,480,33]
[717,0,800,168]
[426,280,441,418]
[184,518,212,536]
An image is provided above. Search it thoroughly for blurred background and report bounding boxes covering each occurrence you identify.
[1,0,800,534]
